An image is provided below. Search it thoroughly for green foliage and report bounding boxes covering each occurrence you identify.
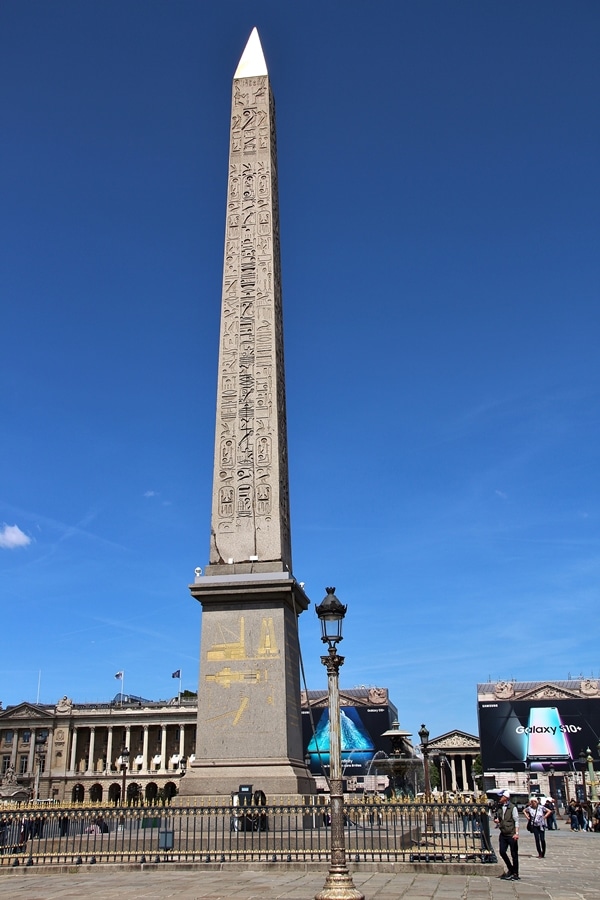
[429,762,441,789]
[472,754,483,777]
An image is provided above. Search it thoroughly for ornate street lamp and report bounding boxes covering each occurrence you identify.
[120,747,130,806]
[33,731,47,801]
[578,748,588,800]
[585,747,598,802]
[418,724,431,800]
[314,587,364,900]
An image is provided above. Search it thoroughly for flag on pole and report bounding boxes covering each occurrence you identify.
[115,671,123,680]
[172,670,181,679]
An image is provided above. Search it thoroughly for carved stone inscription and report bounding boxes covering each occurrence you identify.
[210,75,291,569]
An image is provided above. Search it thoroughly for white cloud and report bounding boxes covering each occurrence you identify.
[143,491,158,498]
[0,524,31,550]
[495,490,508,500]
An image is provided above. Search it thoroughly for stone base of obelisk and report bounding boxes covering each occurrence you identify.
[176,759,314,803]
[177,572,316,802]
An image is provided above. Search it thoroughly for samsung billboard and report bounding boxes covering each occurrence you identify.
[301,704,392,777]
[478,698,600,772]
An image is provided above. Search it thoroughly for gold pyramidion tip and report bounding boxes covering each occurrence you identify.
[234,27,268,79]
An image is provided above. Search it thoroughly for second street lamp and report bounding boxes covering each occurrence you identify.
[314,587,364,900]
[418,724,431,800]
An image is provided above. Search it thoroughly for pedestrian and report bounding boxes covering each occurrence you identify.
[568,800,579,830]
[494,790,520,881]
[524,797,552,858]
[544,798,557,830]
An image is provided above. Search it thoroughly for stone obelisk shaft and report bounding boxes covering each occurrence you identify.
[183,30,313,801]
[208,33,291,574]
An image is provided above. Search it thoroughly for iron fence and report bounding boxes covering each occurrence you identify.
[0,801,496,867]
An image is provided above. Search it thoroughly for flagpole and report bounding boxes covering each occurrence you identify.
[179,672,182,707]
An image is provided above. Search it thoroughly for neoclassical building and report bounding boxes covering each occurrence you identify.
[425,730,480,794]
[0,695,197,804]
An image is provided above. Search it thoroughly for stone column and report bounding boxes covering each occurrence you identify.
[9,730,18,769]
[461,755,468,792]
[45,729,53,777]
[450,756,458,791]
[87,727,96,774]
[69,728,78,773]
[179,724,185,759]
[27,728,36,774]
[160,725,167,772]
[106,726,113,773]
[142,725,149,772]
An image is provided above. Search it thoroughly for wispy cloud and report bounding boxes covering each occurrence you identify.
[0,524,31,550]
[144,490,158,498]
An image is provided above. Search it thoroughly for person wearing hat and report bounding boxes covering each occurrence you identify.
[494,790,520,880]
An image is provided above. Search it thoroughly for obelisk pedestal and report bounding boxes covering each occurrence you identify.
[179,29,314,801]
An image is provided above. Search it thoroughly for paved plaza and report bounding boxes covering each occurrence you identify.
[0,825,598,899]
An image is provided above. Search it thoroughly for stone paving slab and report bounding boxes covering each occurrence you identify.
[0,827,598,899]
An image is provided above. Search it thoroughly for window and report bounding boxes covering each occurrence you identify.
[19,755,28,774]
[2,756,10,774]
[37,754,46,773]
[3,731,13,745]
[22,730,31,744]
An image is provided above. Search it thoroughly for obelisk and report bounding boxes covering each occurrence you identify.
[183,29,314,799]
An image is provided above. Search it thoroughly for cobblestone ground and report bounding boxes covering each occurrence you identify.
[0,825,598,899]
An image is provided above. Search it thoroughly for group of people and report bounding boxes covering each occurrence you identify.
[494,790,560,880]
[567,799,600,831]
[494,789,600,881]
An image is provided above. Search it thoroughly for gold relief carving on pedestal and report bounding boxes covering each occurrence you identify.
[206,616,280,663]
[257,617,278,657]
[206,668,267,688]
[207,618,247,661]
[205,697,250,726]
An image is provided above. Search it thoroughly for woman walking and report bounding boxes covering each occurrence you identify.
[524,798,552,858]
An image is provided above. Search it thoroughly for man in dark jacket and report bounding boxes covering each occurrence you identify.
[494,790,520,880]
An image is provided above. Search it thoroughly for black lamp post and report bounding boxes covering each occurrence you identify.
[585,747,598,802]
[33,732,47,801]
[548,764,555,803]
[578,749,587,800]
[418,724,431,800]
[120,747,130,806]
[314,587,364,900]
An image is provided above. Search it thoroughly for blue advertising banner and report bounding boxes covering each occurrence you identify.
[302,704,392,776]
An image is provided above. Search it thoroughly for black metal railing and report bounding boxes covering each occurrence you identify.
[0,801,496,867]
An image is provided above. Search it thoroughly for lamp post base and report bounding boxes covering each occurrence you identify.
[315,868,365,900]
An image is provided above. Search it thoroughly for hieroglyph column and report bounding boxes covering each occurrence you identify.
[209,27,291,574]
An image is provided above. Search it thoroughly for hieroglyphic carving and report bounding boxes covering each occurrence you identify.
[210,72,291,569]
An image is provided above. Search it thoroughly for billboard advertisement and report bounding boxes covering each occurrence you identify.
[301,704,392,777]
[478,698,600,771]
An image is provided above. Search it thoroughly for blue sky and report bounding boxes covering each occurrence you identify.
[1,1,599,741]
